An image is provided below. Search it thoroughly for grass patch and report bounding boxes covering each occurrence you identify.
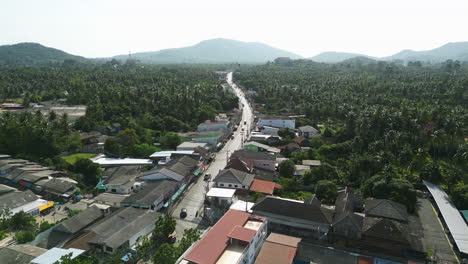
[62,153,96,165]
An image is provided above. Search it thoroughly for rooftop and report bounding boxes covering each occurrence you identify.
[122,180,179,206]
[103,165,139,186]
[149,150,195,158]
[364,199,408,222]
[249,179,280,195]
[93,157,153,166]
[184,209,265,264]
[213,168,255,187]
[0,244,47,264]
[302,160,321,166]
[207,188,236,198]
[244,141,281,153]
[54,206,105,234]
[254,233,301,264]
[0,189,38,210]
[232,149,277,161]
[31,247,84,264]
[424,180,468,254]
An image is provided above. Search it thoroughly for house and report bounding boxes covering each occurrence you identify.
[254,233,301,264]
[226,156,254,174]
[302,160,321,168]
[294,165,310,177]
[297,125,320,139]
[260,126,280,135]
[30,247,84,264]
[0,244,47,264]
[232,149,277,171]
[177,142,209,151]
[121,180,179,210]
[249,134,271,142]
[330,188,364,241]
[0,188,50,217]
[251,196,332,239]
[93,193,128,208]
[279,142,301,153]
[294,136,310,147]
[257,116,295,129]
[41,205,108,249]
[139,156,199,184]
[364,199,408,223]
[197,120,229,132]
[65,207,160,254]
[34,178,77,199]
[149,150,200,164]
[182,209,267,264]
[213,169,255,190]
[206,188,237,208]
[244,141,280,153]
[179,131,225,146]
[249,179,281,195]
[102,166,139,194]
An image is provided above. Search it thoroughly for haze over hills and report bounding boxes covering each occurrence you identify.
[0,42,86,66]
[310,42,468,63]
[309,52,374,63]
[1,40,468,66]
[112,38,303,64]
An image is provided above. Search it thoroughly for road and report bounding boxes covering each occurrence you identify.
[170,71,254,229]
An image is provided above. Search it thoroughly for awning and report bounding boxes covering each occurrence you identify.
[163,184,187,207]
[39,201,54,211]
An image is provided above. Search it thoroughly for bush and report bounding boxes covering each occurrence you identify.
[314,180,337,203]
[14,231,35,243]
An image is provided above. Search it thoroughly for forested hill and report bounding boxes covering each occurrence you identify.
[113,38,303,64]
[0,42,87,66]
[309,52,373,63]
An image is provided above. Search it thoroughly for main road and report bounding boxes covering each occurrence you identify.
[170,72,254,225]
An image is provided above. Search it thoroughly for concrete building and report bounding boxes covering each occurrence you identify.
[182,209,267,264]
[257,116,295,130]
[197,120,229,132]
[213,168,254,190]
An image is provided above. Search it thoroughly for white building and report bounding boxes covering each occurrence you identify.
[257,116,295,130]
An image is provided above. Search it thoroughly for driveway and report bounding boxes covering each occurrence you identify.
[417,198,458,263]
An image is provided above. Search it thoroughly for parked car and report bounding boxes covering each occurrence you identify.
[180,208,187,218]
[204,173,211,181]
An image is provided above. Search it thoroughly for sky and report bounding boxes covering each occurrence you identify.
[1,0,468,58]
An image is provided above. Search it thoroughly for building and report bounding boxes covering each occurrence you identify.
[260,126,280,136]
[226,156,254,174]
[251,196,332,239]
[149,150,200,164]
[182,209,267,264]
[257,116,295,130]
[34,178,77,199]
[121,180,179,210]
[213,169,255,190]
[232,149,277,172]
[424,180,468,259]
[197,120,229,132]
[297,125,320,139]
[30,247,84,264]
[101,166,139,194]
[301,160,321,167]
[294,136,310,147]
[0,244,47,264]
[92,157,153,168]
[294,165,310,177]
[244,141,280,154]
[254,233,301,264]
[177,142,209,151]
[180,131,225,146]
[139,156,200,185]
[0,187,50,217]
[249,179,281,195]
[41,205,108,249]
[93,193,128,208]
[206,188,237,208]
[65,207,160,254]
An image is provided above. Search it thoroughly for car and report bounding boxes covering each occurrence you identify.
[204,173,211,181]
[180,208,187,218]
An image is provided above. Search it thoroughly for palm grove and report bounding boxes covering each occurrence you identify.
[234,59,467,211]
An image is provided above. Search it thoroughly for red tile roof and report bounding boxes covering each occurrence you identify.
[184,209,259,264]
[266,233,301,247]
[227,225,257,242]
[249,179,278,195]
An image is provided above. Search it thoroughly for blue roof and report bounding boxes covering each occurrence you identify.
[150,151,194,158]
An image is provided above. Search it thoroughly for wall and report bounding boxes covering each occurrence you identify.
[128,221,156,248]
[216,181,249,189]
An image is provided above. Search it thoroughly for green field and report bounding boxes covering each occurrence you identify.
[62,153,96,165]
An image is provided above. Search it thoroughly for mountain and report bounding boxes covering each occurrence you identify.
[309,52,373,63]
[382,42,468,62]
[0,42,86,66]
[113,38,302,64]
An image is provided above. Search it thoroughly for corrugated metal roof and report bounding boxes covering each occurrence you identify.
[31,247,84,264]
[424,180,468,254]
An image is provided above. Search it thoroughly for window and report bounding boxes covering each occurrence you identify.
[234,185,238,188]
[228,184,232,187]
[242,185,245,188]
[111,189,117,193]
[220,183,224,187]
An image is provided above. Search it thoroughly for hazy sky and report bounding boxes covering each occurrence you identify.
[1,0,467,58]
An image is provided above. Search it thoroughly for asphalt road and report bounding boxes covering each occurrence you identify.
[170,71,253,224]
